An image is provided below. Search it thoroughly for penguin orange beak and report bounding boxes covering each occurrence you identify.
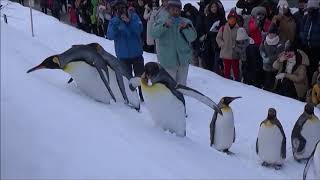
[26,65,46,73]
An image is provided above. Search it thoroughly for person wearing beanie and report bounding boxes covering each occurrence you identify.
[216,10,240,81]
[151,0,197,85]
[233,27,250,84]
[260,23,284,91]
[247,6,271,46]
[273,40,310,100]
[303,0,320,85]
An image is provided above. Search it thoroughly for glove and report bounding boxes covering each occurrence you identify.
[209,20,220,32]
[199,34,207,42]
[262,56,270,64]
[275,73,286,80]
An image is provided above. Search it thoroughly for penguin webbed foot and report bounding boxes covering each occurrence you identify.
[274,164,282,170]
[262,162,270,167]
[223,149,234,155]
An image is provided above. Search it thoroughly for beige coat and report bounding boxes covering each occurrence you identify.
[216,24,239,60]
[272,15,296,43]
[273,49,309,99]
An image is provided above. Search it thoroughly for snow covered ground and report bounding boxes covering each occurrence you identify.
[0,1,315,179]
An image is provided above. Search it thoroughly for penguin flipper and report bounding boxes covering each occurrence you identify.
[176,85,222,114]
[95,65,116,102]
[67,78,73,84]
[292,114,308,153]
[275,119,286,159]
[303,155,313,180]
[233,127,236,143]
[210,111,217,147]
[256,138,259,154]
[115,71,129,104]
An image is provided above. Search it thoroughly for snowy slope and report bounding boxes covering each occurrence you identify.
[0,1,313,179]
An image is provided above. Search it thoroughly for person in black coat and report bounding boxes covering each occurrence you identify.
[199,0,226,73]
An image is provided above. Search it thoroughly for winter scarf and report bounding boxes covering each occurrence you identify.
[266,35,280,46]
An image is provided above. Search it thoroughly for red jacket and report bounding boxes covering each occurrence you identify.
[68,7,77,26]
[248,17,271,46]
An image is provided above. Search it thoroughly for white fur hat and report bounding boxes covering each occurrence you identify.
[307,0,320,9]
[236,28,249,41]
[277,0,289,8]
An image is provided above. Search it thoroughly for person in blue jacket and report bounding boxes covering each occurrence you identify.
[107,0,144,101]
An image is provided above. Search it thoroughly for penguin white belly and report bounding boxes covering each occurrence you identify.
[299,120,320,159]
[64,61,111,103]
[214,110,234,150]
[258,125,283,164]
[313,143,320,179]
[141,83,186,137]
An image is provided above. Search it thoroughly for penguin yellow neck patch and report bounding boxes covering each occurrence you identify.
[308,115,319,123]
[263,120,275,127]
[221,106,231,112]
[53,56,60,66]
[141,79,168,94]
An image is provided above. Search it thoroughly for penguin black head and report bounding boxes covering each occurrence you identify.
[304,103,314,115]
[267,108,277,120]
[143,62,160,80]
[221,96,242,106]
[27,55,61,73]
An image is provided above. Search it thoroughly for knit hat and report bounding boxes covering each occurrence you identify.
[167,0,182,9]
[227,10,237,19]
[307,0,320,9]
[277,0,289,8]
[251,6,267,17]
[236,28,249,41]
[268,23,278,34]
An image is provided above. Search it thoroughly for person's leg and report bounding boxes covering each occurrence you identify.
[121,59,133,76]
[164,67,178,81]
[231,60,240,81]
[176,65,189,86]
[213,51,221,75]
[223,59,232,79]
[132,56,145,101]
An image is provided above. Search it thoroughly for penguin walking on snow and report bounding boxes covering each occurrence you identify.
[27,44,140,110]
[209,96,241,155]
[256,108,286,170]
[129,62,221,137]
[303,140,320,180]
[292,103,320,162]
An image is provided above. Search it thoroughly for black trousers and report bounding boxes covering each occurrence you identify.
[41,7,48,14]
[18,0,24,5]
[121,56,144,101]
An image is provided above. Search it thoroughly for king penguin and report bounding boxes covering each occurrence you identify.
[292,103,320,162]
[256,108,286,170]
[303,140,320,180]
[209,96,241,155]
[27,44,140,110]
[129,62,221,137]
